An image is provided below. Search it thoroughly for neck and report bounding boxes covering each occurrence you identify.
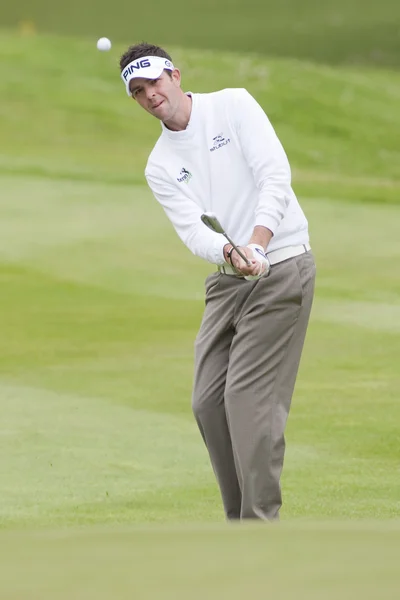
[163,93,192,132]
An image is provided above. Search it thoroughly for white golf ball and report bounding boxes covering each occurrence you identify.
[97,37,112,52]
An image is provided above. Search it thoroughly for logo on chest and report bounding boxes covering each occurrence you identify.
[210,133,231,152]
[177,167,192,184]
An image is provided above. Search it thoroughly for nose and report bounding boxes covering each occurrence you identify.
[145,85,156,100]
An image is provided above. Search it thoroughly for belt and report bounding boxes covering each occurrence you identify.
[218,243,311,276]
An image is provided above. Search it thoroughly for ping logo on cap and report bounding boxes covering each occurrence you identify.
[122,59,151,82]
[121,56,175,95]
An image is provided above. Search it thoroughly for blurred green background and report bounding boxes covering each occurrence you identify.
[3,0,400,66]
[1,2,400,596]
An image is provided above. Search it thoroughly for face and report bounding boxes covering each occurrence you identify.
[129,69,183,123]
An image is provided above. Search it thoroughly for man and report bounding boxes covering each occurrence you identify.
[119,43,316,521]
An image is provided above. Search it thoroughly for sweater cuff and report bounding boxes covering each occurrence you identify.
[254,214,280,236]
[214,237,229,265]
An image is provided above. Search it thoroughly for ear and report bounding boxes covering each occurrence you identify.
[171,68,181,87]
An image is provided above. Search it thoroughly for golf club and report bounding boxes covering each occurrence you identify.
[201,212,251,266]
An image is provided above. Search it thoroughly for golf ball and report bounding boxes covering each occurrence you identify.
[97,37,112,51]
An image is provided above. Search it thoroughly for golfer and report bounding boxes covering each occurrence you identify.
[119,43,316,520]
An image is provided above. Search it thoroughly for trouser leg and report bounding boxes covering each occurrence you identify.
[224,252,316,520]
[192,273,242,519]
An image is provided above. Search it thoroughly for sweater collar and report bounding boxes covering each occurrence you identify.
[160,93,197,140]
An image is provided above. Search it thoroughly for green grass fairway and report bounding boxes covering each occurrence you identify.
[1,27,400,599]
[3,0,400,67]
[1,523,400,599]
[1,21,400,553]
[1,177,399,528]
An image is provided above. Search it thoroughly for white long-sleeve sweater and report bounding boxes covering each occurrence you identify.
[145,88,309,266]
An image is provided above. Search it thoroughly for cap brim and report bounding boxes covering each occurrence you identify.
[125,66,164,95]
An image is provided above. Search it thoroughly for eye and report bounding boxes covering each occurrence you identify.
[132,88,141,98]
[150,78,160,85]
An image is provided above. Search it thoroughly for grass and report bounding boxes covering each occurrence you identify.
[0,28,399,596]
[3,0,400,67]
[1,175,399,528]
[1,523,400,599]
[1,31,399,197]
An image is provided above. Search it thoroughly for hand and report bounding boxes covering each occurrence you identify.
[229,245,268,279]
[243,244,270,280]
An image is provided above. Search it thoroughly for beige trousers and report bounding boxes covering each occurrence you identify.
[192,251,316,520]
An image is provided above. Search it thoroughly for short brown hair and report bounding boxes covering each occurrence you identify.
[119,42,173,72]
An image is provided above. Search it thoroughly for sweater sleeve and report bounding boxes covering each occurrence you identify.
[232,88,292,234]
[145,167,227,265]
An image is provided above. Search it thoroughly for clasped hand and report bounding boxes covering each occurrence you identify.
[229,244,270,280]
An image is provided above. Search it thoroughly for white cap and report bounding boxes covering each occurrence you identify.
[121,56,175,96]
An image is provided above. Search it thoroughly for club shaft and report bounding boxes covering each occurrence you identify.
[223,234,250,265]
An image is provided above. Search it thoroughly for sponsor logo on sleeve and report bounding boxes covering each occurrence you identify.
[177,167,192,184]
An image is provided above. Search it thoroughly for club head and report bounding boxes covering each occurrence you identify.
[201,212,225,234]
